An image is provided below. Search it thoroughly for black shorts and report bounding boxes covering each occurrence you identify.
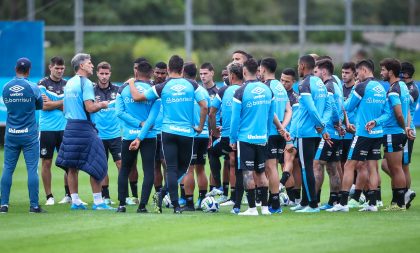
[209,136,230,159]
[266,135,286,162]
[341,139,353,163]
[238,141,266,173]
[314,138,342,162]
[347,136,382,161]
[383,133,407,153]
[155,134,164,161]
[102,137,122,162]
[403,139,414,165]
[191,138,209,165]
[220,137,232,154]
[40,131,64,159]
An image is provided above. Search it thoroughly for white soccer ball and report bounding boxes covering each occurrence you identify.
[280,192,289,206]
[200,196,219,212]
[163,194,173,208]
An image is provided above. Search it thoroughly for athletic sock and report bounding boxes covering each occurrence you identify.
[71,193,82,205]
[230,187,236,202]
[93,192,104,205]
[376,186,382,202]
[293,188,301,200]
[260,187,268,206]
[395,188,406,207]
[130,181,138,198]
[286,187,294,201]
[155,185,162,193]
[339,191,349,206]
[279,171,291,186]
[199,190,207,201]
[367,190,377,206]
[185,195,194,208]
[246,189,256,208]
[268,191,273,206]
[180,184,186,199]
[352,189,362,202]
[101,185,110,199]
[362,190,369,200]
[46,194,53,200]
[391,188,397,204]
[271,192,280,209]
[256,187,262,203]
[64,185,70,196]
[328,192,338,206]
[139,203,146,209]
[223,182,229,197]
[317,189,322,204]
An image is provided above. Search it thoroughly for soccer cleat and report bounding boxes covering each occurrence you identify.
[103,198,115,205]
[376,200,384,207]
[326,204,349,212]
[71,203,87,210]
[29,206,47,213]
[269,207,283,214]
[383,204,406,212]
[319,203,333,210]
[256,201,262,207]
[153,192,162,214]
[295,206,320,213]
[80,199,88,206]
[220,200,235,206]
[217,195,229,204]
[0,205,9,213]
[206,187,223,197]
[238,207,259,216]
[178,197,186,206]
[347,199,361,208]
[126,197,138,206]
[290,204,305,211]
[405,190,416,209]
[58,196,71,204]
[358,205,378,212]
[116,206,126,213]
[92,203,116,211]
[45,197,55,206]
[181,205,195,212]
[261,206,271,215]
[173,206,182,214]
[230,207,240,214]
[136,207,148,213]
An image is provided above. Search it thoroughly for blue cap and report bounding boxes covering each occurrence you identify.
[16,57,31,72]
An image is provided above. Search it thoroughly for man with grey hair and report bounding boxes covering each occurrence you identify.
[56,53,114,210]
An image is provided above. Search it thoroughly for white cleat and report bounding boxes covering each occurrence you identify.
[80,199,88,206]
[206,188,223,197]
[261,206,271,215]
[359,205,378,212]
[376,200,384,207]
[238,207,259,216]
[220,200,235,206]
[45,197,55,206]
[58,196,71,204]
[326,204,349,212]
[290,204,304,211]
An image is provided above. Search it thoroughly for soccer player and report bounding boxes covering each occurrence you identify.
[182,62,210,211]
[230,58,275,216]
[313,59,343,210]
[127,55,208,214]
[259,57,292,213]
[292,55,331,213]
[210,62,244,213]
[116,59,160,213]
[232,50,252,64]
[55,53,113,210]
[328,59,386,212]
[378,58,411,211]
[91,61,121,205]
[0,58,44,213]
[38,56,71,206]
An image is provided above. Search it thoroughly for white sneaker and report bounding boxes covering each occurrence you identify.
[58,196,71,204]
[220,200,235,206]
[80,199,88,206]
[45,197,55,206]
[216,195,228,203]
[103,198,115,205]
[290,204,304,211]
[256,201,262,207]
[347,198,361,208]
[359,205,378,212]
[326,204,349,212]
[238,207,259,216]
[376,200,383,207]
[261,206,271,215]
[206,188,223,197]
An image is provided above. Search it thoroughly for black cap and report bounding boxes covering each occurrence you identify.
[16,57,31,72]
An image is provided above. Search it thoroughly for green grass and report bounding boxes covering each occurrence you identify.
[1,141,420,253]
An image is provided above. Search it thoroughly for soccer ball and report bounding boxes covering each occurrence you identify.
[280,192,289,206]
[200,196,219,212]
[163,194,173,208]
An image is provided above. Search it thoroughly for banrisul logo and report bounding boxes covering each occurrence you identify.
[251,87,265,95]
[9,85,24,93]
[171,84,186,93]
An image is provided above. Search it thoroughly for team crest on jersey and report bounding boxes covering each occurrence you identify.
[251,87,265,95]
[9,85,24,93]
[316,80,324,88]
[110,92,116,99]
[47,86,54,91]
[372,85,384,94]
[246,102,253,108]
[95,95,101,101]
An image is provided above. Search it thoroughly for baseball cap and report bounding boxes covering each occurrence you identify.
[16,57,31,72]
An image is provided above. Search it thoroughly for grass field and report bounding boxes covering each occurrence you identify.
[0,141,420,253]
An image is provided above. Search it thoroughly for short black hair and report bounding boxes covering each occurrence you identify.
[183,62,197,79]
[200,62,214,71]
[137,60,153,76]
[282,68,296,79]
[315,59,334,75]
[233,50,253,60]
[50,56,64,66]
[355,59,374,72]
[401,62,415,78]
[317,55,333,61]
[168,55,184,74]
[342,62,356,73]
[134,57,147,65]
[299,55,315,70]
[261,57,277,73]
[380,58,401,77]
[155,61,167,69]
[227,62,243,80]
[243,58,259,75]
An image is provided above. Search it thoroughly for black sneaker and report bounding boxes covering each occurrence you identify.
[181,205,195,212]
[136,207,148,213]
[116,206,126,213]
[0,205,8,213]
[29,206,46,213]
[174,206,182,214]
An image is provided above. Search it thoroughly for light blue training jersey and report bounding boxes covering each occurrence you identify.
[63,75,95,120]
[381,81,410,135]
[266,79,289,136]
[38,77,67,131]
[211,84,241,138]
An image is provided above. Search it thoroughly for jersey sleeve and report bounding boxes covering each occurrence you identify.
[388,84,402,107]
[229,88,243,144]
[144,86,159,101]
[345,82,365,113]
[115,91,141,128]
[299,78,325,129]
[82,78,95,101]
